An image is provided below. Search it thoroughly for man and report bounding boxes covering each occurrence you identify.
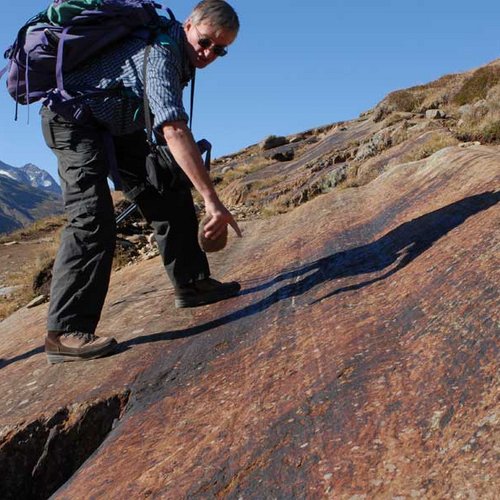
[42,0,241,364]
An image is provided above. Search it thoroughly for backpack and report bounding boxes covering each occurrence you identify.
[2,0,209,211]
[2,0,171,112]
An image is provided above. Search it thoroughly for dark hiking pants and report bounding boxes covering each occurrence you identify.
[41,108,209,334]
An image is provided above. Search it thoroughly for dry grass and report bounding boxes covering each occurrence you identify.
[481,120,500,143]
[454,81,500,144]
[408,74,458,92]
[261,195,291,218]
[400,134,459,163]
[386,90,423,112]
[0,215,65,243]
[0,214,64,320]
[0,299,22,321]
[217,157,273,191]
[247,176,283,193]
[0,248,56,321]
[457,119,500,144]
[0,215,66,320]
[382,113,407,127]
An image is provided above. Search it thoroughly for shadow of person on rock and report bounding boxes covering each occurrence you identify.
[121,190,499,349]
[311,189,500,302]
[243,190,500,298]
[2,191,498,366]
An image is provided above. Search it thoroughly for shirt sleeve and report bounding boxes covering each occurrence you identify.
[146,43,189,130]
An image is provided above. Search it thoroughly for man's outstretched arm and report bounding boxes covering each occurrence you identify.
[162,120,241,240]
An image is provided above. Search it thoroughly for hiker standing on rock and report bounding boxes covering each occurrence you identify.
[38,0,242,363]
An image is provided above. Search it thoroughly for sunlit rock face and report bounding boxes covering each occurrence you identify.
[1,142,498,499]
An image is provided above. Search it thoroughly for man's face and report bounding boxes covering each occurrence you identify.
[184,20,237,69]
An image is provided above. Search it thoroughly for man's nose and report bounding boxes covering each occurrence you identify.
[202,47,216,59]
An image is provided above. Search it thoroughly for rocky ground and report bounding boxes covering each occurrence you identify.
[2,58,499,320]
[0,59,499,499]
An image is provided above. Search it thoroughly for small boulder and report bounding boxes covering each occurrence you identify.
[260,135,288,150]
[333,152,349,164]
[268,148,295,162]
[26,295,48,309]
[426,109,446,119]
[289,134,306,144]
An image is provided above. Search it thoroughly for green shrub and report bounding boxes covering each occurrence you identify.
[453,66,500,105]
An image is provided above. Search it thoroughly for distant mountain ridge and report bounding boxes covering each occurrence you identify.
[0,160,61,195]
[0,161,62,234]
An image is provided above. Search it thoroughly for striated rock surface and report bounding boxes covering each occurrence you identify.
[0,144,498,498]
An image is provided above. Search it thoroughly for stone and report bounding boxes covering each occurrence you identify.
[289,134,306,144]
[26,295,47,308]
[268,147,295,162]
[458,104,472,116]
[372,106,389,122]
[198,214,227,253]
[426,109,446,119]
[260,135,288,150]
[305,136,319,145]
[32,261,53,297]
[355,129,393,161]
[0,285,22,297]
[333,152,349,164]
[1,146,498,498]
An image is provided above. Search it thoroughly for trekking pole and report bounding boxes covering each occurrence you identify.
[115,202,138,224]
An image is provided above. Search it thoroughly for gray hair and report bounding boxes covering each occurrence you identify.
[189,0,240,34]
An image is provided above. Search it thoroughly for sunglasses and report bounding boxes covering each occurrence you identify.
[194,25,228,57]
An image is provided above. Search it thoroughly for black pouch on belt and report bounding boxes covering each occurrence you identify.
[145,139,211,195]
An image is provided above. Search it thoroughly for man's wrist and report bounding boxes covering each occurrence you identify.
[201,189,219,204]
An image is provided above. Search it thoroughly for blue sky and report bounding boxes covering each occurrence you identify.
[1,0,499,182]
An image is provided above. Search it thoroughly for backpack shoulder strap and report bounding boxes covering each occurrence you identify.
[143,44,154,144]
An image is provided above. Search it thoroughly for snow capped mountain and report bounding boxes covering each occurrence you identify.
[0,160,61,195]
[0,168,17,181]
[20,163,61,195]
[0,160,63,233]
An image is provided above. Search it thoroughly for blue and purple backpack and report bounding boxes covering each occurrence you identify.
[2,0,173,118]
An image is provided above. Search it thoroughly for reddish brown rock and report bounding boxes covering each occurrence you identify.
[1,144,498,498]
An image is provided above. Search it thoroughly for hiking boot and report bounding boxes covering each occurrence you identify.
[174,278,241,308]
[45,331,117,364]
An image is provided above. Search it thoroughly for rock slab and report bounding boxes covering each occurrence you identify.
[0,146,499,499]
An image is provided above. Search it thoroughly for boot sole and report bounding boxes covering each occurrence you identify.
[175,288,240,308]
[46,340,117,364]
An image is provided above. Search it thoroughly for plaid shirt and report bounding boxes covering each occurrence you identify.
[64,20,194,136]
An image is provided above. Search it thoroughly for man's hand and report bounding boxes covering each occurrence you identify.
[203,195,242,240]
